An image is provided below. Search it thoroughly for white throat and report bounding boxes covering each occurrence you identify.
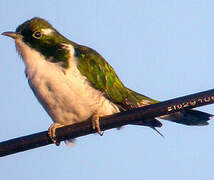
[15,38,46,70]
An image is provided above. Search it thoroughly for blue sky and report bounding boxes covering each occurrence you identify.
[1,1,214,179]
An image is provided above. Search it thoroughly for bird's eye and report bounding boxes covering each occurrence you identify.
[33,31,42,39]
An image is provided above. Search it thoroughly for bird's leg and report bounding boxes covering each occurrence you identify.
[48,123,64,146]
[92,114,103,136]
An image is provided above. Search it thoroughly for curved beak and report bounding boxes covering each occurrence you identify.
[1,31,21,39]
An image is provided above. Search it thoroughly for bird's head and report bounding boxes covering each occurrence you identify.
[2,17,74,68]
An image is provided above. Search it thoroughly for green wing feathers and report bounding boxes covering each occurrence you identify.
[75,45,157,111]
[74,44,212,130]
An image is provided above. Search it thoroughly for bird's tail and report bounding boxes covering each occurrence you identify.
[131,118,164,137]
[159,109,213,126]
[131,109,212,137]
[126,89,213,135]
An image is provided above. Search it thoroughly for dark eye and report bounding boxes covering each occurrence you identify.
[33,31,42,39]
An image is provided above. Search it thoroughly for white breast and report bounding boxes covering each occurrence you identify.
[15,39,120,125]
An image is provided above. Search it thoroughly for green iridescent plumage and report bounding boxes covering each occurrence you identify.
[74,45,159,111]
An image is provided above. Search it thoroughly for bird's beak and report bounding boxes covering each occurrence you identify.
[1,31,21,39]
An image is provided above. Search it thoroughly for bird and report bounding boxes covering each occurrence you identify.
[2,17,213,145]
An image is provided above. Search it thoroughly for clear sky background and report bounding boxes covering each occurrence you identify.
[1,1,214,180]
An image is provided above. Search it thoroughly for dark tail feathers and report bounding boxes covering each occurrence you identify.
[160,109,213,126]
[131,118,162,127]
[131,118,164,137]
[131,109,213,137]
[130,109,212,137]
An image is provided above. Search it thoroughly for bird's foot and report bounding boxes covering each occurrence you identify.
[92,114,103,136]
[65,139,75,147]
[48,123,64,146]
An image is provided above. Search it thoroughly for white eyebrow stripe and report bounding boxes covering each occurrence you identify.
[41,28,53,35]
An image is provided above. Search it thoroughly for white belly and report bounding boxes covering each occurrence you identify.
[15,39,119,125]
[27,59,120,125]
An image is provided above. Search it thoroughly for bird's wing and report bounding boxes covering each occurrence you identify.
[74,45,158,111]
[74,45,212,130]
